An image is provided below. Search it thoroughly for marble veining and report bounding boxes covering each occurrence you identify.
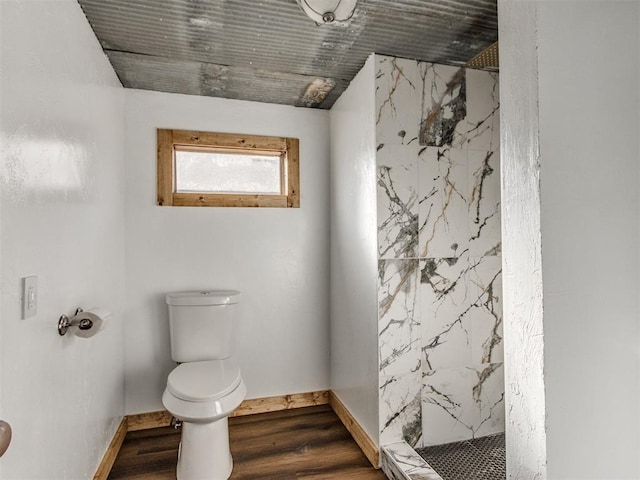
[378,145,419,259]
[420,256,471,371]
[419,64,466,147]
[454,69,500,151]
[418,147,469,258]
[468,149,501,257]
[379,259,421,377]
[422,363,505,446]
[382,442,444,480]
[380,372,422,447]
[470,151,496,239]
[420,255,503,370]
[375,54,502,450]
[418,147,501,259]
[376,56,421,147]
[381,451,411,480]
[376,54,500,153]
[468,256,503,364]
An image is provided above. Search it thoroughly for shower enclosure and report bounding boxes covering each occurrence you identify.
[330,53,503,479]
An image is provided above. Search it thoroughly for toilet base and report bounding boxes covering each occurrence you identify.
[177,417,233,480]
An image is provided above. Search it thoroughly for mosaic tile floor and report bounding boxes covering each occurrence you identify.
[416,433,505,480]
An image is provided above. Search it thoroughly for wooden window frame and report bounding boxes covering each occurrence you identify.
[157,128,300,208]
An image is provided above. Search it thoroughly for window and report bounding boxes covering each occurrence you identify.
[157,129,300,208]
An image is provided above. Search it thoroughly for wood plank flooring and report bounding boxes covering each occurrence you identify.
[108,405,387,480]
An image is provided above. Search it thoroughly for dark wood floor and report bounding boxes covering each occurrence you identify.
[108,405,387,480]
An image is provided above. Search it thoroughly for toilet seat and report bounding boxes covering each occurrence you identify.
[167,359,242,402]
[162,359,246,423]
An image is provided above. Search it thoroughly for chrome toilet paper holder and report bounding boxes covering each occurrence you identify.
[58,308,93,336]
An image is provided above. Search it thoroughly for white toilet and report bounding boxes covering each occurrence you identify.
[162,290,246,480]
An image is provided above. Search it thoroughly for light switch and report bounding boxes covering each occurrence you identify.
[22,276,37,319]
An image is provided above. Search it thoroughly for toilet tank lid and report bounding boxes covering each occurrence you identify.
[166,290,241,306]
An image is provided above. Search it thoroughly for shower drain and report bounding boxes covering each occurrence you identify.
[415,433,505,480]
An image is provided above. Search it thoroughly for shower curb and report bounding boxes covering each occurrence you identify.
[382,441,444,480]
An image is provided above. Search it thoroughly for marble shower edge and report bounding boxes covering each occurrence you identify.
[381,441,444,480]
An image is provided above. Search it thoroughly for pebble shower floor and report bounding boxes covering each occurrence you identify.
[415,433,505,480]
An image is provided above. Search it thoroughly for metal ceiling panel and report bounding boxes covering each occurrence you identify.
[77,0,498,108]
[107,50,347,107]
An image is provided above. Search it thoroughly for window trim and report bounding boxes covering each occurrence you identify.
[157,128,300,208]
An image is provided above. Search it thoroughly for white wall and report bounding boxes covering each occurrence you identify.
[500,1,640,479]
[538,3,640,479]
[0,1,126,478]
[497,1,547,478]
[329,55,379,445]
[124,90,330,414]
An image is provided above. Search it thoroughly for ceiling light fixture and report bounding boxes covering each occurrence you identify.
[296,0,358,25]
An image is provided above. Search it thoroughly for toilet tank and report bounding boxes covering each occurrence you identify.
[166,290,240,363]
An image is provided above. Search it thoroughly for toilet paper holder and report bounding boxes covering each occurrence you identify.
[58,308,94,336]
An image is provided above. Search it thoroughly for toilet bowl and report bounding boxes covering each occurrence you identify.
[163,358,247,480]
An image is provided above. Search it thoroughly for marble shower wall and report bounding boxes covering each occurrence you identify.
[376,55,503,448]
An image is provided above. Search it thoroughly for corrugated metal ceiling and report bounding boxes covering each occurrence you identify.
[76,0,498,108]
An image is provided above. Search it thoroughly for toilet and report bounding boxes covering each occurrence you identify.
[162,290,246,480]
